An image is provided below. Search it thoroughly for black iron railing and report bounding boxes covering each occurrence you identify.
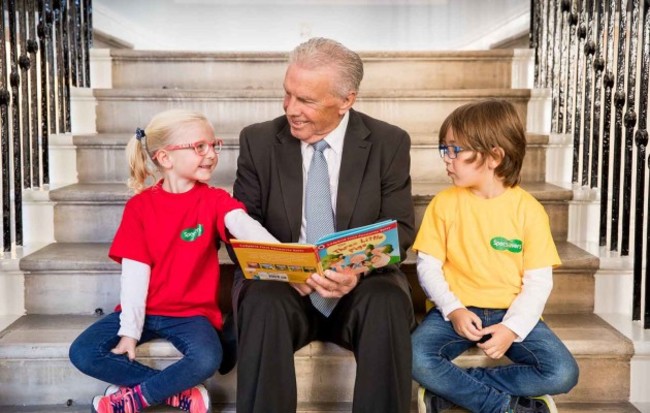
[0,0,92,254]
[532,0,650,328]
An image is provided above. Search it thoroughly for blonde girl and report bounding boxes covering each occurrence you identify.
[69,109,276,413]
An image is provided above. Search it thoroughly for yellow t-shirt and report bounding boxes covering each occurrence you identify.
[413,185,561,310]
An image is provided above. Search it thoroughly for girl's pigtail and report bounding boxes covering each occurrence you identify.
[126,128,156,193]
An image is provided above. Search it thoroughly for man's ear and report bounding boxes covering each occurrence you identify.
[488,147,505,169]
[338,91,357,115]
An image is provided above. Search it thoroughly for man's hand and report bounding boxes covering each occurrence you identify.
[477,323,517,359]
[306,269,359,298]
[111,336,138,361]
[447,308,483,341]
[290,282,313,296]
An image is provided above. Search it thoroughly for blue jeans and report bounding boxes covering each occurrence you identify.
[69,312,222,405]
[412,308,579,413]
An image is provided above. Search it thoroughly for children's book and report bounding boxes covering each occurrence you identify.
[230,220,401,283]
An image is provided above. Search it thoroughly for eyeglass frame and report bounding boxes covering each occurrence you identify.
[438,144,466,159]
[153,139,223,158]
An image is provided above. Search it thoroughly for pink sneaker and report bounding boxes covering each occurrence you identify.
[165,384,211,413]
[92,386,144,413]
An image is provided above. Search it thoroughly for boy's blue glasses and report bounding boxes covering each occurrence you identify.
[438,144,465,159]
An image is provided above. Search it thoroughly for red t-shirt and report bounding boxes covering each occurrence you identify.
[109,181,244,330]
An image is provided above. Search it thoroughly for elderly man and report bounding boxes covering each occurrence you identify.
[231,37,416,413]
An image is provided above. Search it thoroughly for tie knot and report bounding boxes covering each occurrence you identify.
[312,140,329,153]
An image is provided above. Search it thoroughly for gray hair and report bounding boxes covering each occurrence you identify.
[288,37,364,98]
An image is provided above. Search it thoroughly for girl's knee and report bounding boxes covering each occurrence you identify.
[187,346,222,380]
[68,337,95,374]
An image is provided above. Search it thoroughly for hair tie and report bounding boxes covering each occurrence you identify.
[135,128,146,141]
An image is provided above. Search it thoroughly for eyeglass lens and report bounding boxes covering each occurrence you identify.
[196,141,222,155]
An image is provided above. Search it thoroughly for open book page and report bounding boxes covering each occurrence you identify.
[230,220,400,283]
[316,220,401,276]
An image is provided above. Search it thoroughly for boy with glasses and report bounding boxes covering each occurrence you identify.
[412,99,579,413]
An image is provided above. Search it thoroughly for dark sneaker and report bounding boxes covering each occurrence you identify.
[165,384,211,413]
[417,386,454,413]
[509,395,558,413]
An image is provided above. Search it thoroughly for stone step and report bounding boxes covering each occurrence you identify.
[93,88,530,135]
[48,182,571,243]
[108,49,529,91]
[0,402,642,413]
[0,313,633,406]
[72,133,548,185]
[20,241,597,316]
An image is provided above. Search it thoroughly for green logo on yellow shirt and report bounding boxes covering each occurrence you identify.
[181,224,204,241]
[490,237,522,253]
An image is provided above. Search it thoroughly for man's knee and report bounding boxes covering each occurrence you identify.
[359,275,413,314]
[239,281,299,325]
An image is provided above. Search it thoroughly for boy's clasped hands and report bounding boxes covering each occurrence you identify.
[447,308,517,360]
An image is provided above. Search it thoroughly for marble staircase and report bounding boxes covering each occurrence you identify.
[0,49,638,412]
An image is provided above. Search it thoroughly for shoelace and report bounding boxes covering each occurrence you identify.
[166,389,195,411]
[105,389,141,413]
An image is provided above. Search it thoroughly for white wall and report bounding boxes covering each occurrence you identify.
[93,0,529,51]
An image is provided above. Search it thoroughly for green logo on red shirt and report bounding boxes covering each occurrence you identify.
[181,224,204,241]
[490,237,522,253]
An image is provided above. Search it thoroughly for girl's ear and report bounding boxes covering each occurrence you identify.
[488,147,505,169]
[155,150,174,170]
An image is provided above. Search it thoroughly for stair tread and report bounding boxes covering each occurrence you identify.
[71,132,550,147]
[0,313,633,360]
[109,48,519,60]
[49,181,572,203]
[93,87,531,99]
[0,401,641,413]
[19,240,597,272]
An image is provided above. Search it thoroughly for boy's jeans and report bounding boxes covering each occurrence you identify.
[69,312,222,405]
[412,308,579,413]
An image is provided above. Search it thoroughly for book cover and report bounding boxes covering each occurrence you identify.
[230,220,400,283]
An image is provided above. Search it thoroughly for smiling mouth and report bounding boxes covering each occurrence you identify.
[289,119,307,127]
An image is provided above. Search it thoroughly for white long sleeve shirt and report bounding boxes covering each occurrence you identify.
[117,208,278,340]
[417,251,553,341]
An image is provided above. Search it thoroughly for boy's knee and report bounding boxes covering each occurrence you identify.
[551,359,579,393]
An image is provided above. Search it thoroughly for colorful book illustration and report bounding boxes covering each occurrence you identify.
[230,220,400,283]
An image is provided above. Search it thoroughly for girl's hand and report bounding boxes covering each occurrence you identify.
[477,323,517,359]
[111,336,138,361]
[447,308,483,341]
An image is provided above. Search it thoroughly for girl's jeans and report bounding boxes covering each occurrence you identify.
[412,308,579,413]
[69,312,222,405]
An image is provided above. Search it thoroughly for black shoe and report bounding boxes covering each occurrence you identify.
[417,386,454,413]
[508,395,558,413]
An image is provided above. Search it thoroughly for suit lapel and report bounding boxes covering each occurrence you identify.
[337,110,371,231]
[274,126,303,242]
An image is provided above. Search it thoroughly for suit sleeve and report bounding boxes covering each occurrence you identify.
[233,127,264,224]
[380,130,415,261]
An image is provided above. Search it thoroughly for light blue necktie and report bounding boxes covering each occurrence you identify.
[305,140,339,316]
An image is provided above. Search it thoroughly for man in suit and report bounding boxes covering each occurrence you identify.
[231,37,416,413]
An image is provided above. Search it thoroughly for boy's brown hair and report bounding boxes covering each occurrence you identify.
[439,99,526,187]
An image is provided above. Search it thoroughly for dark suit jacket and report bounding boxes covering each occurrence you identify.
[230,108,416,307]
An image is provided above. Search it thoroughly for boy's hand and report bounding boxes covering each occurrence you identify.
[111,336,138,361]
[448,308,483,341]
[306,269,359,298]
[477,323,517,359]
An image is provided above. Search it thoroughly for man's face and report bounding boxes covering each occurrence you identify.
[282,63,355,144]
